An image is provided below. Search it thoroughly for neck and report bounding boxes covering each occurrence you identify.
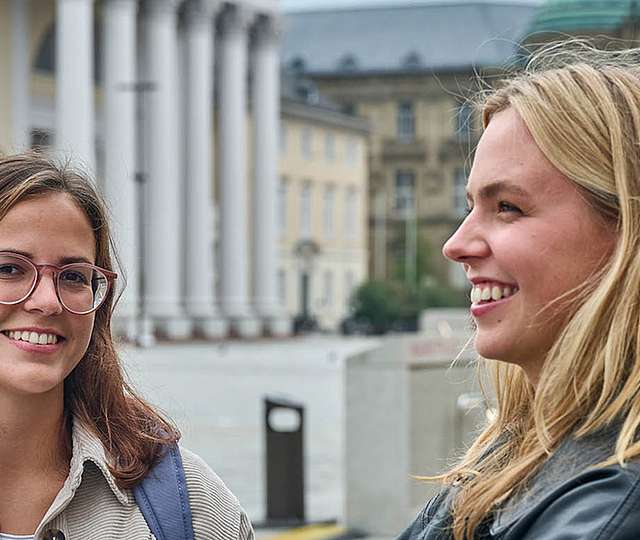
[0,389,70,480]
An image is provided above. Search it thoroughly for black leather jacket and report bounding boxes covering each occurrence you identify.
[397,423,640,539]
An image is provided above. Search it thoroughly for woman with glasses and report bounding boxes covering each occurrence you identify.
[398,42,640,539]
[0,153,252,539]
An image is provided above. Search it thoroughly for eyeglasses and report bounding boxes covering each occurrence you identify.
[0,251,117,315]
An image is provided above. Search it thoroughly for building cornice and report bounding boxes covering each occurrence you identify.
[281,98,369,134]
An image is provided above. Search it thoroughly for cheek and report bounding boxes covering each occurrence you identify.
[71,315,95,355]
[0,305,15,321]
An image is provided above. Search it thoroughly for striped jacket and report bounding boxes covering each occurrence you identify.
[29,418,254,540]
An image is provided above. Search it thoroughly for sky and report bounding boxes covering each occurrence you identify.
[282,0,544,12]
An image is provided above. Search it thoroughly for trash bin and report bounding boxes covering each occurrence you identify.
[264,396,305,524]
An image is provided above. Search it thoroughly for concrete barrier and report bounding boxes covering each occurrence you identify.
[344,334,484,538]
[419,308,473,339]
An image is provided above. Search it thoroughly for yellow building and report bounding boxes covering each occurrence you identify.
[278,78,369,330]
[282,2,538,291]
[0,0,57,153]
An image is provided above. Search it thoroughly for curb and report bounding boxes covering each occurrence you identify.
[261,524,368,540]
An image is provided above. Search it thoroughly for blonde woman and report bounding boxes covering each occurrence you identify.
[398,43,640,539]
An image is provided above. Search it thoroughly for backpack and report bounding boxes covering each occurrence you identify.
[132,444,195,540]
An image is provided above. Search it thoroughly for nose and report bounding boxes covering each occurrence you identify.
[442,215,490,263]
[23,269,63,316]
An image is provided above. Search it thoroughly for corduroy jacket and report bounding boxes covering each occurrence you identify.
[397,422,640,539]
[22,418,254,540]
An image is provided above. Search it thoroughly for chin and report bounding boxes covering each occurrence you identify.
[11,378,63,396]
[0,363,68,397]
[474,333,518,363]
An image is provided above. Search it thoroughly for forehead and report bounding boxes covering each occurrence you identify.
[0,193,96,262]
[467,108,568,199]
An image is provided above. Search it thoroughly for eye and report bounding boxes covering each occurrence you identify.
[60,269,90,286]
[498,201,521,214]
[0,264,23,278]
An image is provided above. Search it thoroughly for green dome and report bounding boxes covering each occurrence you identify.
[529,0,637,34]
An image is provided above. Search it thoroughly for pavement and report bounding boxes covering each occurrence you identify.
[119,335,382,538]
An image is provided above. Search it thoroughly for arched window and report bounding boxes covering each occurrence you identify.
[397,101,415,141]
[338,53,358,72]
[402,51,422,70]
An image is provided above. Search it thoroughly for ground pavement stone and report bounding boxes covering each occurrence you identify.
[119,335,379,525]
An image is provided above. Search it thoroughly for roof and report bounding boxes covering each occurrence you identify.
[528,0,637,34]
[281,2,540,75]
[280,70,369,132]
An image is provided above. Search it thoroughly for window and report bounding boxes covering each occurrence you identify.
[395,170,415,215]
[278,269,287,305]
[397,101,415,141]
[280,122,287,155]
[323,270,334,308]
[278,176,289,235]
[338,54,358,72]
[301,127,313,159]
[323,185,335,240]
[453,169,467,217]
[30,129,53,150]
[341,103,357,116]
[300,181,312,238]
[325,132,335,161]
[346,137,358,166]
[456,102,473,141]
[402,51,422,70]
[345,270,355,304]
[297,81,320,104]
[345,187,358,240]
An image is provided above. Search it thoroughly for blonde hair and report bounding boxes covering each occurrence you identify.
[445,41,640,539]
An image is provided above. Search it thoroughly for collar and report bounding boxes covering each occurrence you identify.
[68,416,131,506]
[33,416,133,536]
[490,420,622,535]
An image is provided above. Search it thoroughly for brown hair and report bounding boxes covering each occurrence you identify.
[0,151,179,489]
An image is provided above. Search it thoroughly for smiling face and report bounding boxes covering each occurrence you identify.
[442,108,616,381]
[0,193,96,396]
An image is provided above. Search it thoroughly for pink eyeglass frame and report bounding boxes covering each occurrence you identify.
[0,251,118,315]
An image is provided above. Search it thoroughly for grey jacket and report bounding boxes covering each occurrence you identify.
[397,423,640,539]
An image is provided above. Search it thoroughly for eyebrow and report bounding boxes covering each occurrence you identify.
[0,249,94,265]
[466,180,531,202]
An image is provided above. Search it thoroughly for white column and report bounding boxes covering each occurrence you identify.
[251,15,290,337]
[218,4,261,337]
[103,0,138,340]
[11,0,29,150]
[142,0,190,338]
[183,0,227,338]
[55,0,95,170]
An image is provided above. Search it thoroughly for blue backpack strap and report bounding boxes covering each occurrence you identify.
[133,443,195,540]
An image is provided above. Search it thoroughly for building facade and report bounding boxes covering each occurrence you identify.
[278,85,369,330]
[282,2,539,291]
[0,0,288,340]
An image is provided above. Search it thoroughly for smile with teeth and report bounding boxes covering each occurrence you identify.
[470,283,519,304]
[2,330,60,345]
